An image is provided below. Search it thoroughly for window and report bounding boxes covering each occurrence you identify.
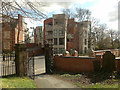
[54,48,58,54]
[84,31,87,37]
[59,30,64,36]
[84,47,87,53]
[76,24,77,28]
[85,39,87,45]
[59,48,65,54]
[4,31,10,39]
[39,29,42,33]
[88,24,91,32]
[54,38,57,45]
[59,38,64,45]
[54,30,57,36]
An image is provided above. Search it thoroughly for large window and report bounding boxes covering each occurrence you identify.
[54,48,58,54]
[54,38,57,45]
[59,30,64,36]
[84,31,87,37]
[59,38,64,45]
[54,30,57,36]
[59,48,65,54]
[76,24,77,28]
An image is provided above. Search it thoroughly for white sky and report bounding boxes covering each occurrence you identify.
[24,0,119,31]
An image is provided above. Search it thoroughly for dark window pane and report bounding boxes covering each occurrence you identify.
[54,38,57,45]
[54,48,58,54]
[85,39,87,45]
[59,38,64,45]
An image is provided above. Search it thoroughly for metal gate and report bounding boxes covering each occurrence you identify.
[27,50,34,79]
[1,52,16,77]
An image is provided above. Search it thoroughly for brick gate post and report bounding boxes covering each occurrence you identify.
[15,44,28,77]
[45,44,54,74]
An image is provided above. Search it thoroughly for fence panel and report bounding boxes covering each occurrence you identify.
[1,53,16,77]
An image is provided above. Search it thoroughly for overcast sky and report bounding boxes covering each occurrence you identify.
[24,0,119,31]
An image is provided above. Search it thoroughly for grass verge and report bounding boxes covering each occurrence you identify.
[2,76,36,88]
[53,71,120,88]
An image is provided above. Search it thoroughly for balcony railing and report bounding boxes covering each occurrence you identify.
[45,34,53,39]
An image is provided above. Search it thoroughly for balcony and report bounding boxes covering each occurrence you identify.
[45,34,53,39]
[45,25,53,31]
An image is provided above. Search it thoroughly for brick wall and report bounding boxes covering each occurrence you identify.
[25,43,38,48]
[2,23,15,52]
[25,43,44,57]
[54,56,120,73]
[54,56,99,72]
[2,14,23,53]
[67,19,79,52]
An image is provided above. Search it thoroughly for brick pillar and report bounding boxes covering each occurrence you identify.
[45,44,54,74]
[15,44,28,76]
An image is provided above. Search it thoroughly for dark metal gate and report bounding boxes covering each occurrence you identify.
[1,52,16,77]
[27,50,34,79]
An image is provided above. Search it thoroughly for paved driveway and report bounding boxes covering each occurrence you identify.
[34,55,77,88]
[34,55,45,75]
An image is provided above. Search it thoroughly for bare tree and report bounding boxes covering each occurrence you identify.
[108,29,115,48]
[93,24,108,50]
[1,1,47,44]
[62,7,91,21]
[88,17,100,50]
[62,9,74,19]
[1,1,47,20]
[75,7,91,22]
[107,29,120,49]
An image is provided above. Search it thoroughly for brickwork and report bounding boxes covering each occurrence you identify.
[44,18,53,45]
[54,56,99,72]
[25,43,43,57]
[54,52,120,73]
[2,14,23,52]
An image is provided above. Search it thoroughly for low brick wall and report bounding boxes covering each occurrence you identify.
[54,56,100,72]
[26,43,44,57]
[28,49,43,57]
[26,43,38,48]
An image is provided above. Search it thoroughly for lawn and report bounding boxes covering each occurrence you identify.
[53,71,120,88]
[1,76,37,88]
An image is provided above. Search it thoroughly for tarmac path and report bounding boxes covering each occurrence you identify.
[34,55,77,88]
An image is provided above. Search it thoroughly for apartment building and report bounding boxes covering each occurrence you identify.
[44,14,67,54]
[44,14,91,54]
[79,21,91,54]
[22,21,29,43]
[44,18,53,45]
[53,14,67,54]
[67,18,79,53]
[34,26,44,47]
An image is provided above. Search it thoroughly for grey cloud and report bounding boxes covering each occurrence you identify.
[39,2,73,8]
[108,5,118,22]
